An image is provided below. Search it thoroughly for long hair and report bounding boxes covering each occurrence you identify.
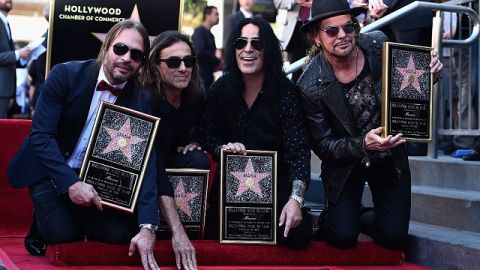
[96,19,150,68]
[224,16,285,98]
[141,30,203,104]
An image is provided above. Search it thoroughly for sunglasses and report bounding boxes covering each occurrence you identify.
[158,56,197,69]
[112,43,145,62]
[233,37,264,51]
[319,21,357,37]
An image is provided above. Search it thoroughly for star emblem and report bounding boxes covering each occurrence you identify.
[92,5,156,43]
[174,179,200,219]
[395,54,427,93]
[102,118,146,163]
[230,158,270,198]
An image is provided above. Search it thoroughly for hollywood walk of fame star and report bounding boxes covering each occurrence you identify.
[230,158,270,198]
[396,54,427,93]
[102,118,146,163]
[92,5,156,43]
[174,179,200,219]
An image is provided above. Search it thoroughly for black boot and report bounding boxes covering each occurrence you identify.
[24,213,47,256]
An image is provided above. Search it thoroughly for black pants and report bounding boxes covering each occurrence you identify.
[323,158,411,249]
[29,178,138,244]
[165,149,210,170]
[205,170,312,249]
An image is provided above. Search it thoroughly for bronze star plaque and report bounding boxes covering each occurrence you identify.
[80,102,159,212]
[220,149,277,244]
[157,169,209,240]
[382,42,433,141]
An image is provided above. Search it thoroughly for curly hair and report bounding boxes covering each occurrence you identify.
[224,16,285,98]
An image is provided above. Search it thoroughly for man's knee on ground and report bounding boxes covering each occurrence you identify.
[373,227,408,249]
[39,222,81,244]
[326,228,358,249]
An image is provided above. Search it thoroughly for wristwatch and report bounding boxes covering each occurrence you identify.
[139,223,159,234]
[289,194,304,207]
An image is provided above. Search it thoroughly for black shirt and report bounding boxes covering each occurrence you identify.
[152,91,205,196]
[202,74,311,196]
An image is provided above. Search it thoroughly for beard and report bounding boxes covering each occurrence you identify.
[331,39,355,58]
[104,60,136,84]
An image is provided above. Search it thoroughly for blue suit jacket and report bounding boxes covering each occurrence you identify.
[8,59,159,226]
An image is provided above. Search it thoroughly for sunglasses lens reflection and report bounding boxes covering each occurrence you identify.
[112,43,144,62]
[162,56,196,69]
[234,38,263,51]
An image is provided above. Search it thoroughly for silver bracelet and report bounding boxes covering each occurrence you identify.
[139,223,159,234]
[290,194,304,206]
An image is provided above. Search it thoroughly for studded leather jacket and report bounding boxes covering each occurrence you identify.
[297,31,410,204]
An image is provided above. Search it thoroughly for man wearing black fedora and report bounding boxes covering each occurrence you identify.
[296,0,443,249]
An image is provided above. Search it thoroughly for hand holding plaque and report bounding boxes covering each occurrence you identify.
[381,42,434,141]
[220,149,277,244]
[80,102,159,213]
[158,169,209,240]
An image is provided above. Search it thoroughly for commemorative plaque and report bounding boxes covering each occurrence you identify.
[80,102,159,213]
[158,169,209,240]
[382,42,433,141]
[220,150,277,245]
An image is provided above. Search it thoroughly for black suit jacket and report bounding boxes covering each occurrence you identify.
[0,19,17,98]
[8,59,159,225]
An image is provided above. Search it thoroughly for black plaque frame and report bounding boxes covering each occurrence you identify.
[80,102,159,213]
[382,42,433,142]
[220,149,277,245]
[158,168,209,240]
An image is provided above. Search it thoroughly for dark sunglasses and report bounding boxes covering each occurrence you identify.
[112,43,145,62]
[319,21,357,37]
[158,56,197,69]
[233,37,264,51]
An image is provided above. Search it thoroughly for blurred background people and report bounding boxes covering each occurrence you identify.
[274,0,311,83]
[0,0,31,118]
[192,5,221,94]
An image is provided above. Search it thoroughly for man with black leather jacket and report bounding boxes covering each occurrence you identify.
[296,0,442,249]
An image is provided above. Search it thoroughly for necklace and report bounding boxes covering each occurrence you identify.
[345,47,361,105]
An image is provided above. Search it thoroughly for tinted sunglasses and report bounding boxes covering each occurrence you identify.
[233,37,264,51]
[158,56,197,69]
[319,21,357,37]
[112,43,145,62]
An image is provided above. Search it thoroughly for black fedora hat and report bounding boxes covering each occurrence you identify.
[300,0,365,33]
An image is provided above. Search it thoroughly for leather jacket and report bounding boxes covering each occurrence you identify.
[297,31,410,204]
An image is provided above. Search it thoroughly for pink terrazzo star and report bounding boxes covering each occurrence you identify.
[102,118,146,163]
[396,54,427,93]
[230,158,270,198]
[174,179,200,219]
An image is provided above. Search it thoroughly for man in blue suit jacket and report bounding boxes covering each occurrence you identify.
[8,20,160,269]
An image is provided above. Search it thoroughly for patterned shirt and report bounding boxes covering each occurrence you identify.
[202,74,311,194]
[339,62,390,159]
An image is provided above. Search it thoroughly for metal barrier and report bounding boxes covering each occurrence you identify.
[284,1,480,159]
